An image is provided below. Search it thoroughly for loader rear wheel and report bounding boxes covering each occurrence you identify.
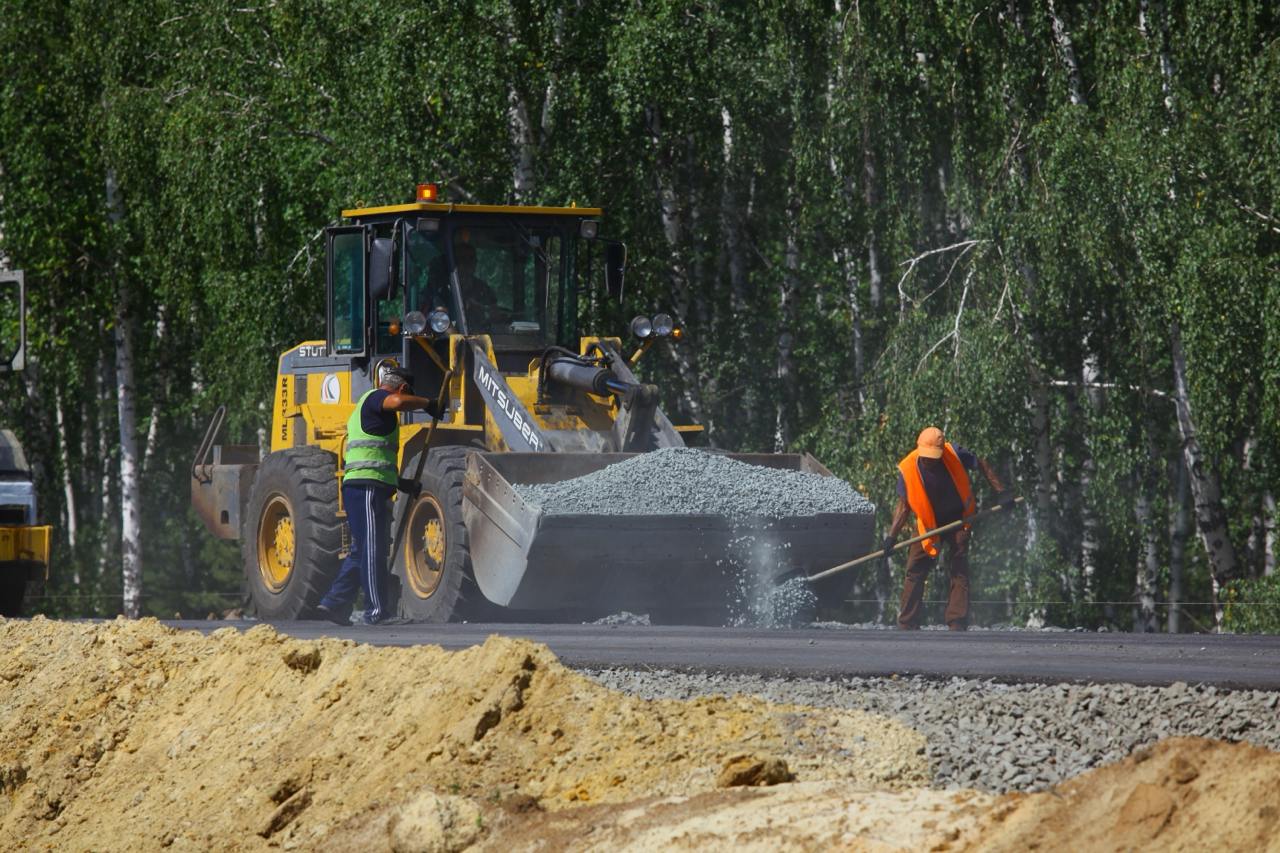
[391,446,485,622]
[242,447,341,620]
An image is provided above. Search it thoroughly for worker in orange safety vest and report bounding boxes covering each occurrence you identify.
[882,426,1011,631]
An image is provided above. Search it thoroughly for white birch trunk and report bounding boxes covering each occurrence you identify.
[821,9,866,412]
[106,166,143,619]
[773,194,799,452]
[646,108,709,431]
[1170,323,1236,629]
[1134,485,1160,633]
[54,390,78,555]
[863,126,883,310]
[1243,436,1264,577]
[97,334,117,587]
[504,8,562,202]
[1138,1,1177,115]
[836,248,865,412]
[141,308,166,476]
[1167,455,1190,632]
[1133,429,1160,632]
[1264,490,1276,577]
[508,88,536,201]
[1079,352,1103,602]
[720,108,749,315]
[1048,1,1086,107]
[1023,377,1052,628]
[115,289,143,619]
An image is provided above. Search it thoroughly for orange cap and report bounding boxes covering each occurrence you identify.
[916,426,945,459]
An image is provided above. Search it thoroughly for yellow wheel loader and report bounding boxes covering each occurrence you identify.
[192,186,873,622]
[0,271,51,617]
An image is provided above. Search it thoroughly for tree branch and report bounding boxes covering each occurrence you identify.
[895,239,985,314]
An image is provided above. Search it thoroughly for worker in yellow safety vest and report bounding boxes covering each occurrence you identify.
[883,426,1011,631]
[315,362,446,626]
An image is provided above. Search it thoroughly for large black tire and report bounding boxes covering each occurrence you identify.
[0,568,25,617]
[389,446,488,622]
[241,447,342,619]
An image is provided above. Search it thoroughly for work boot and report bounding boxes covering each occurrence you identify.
[366,615,413,627]
[314,604,353,627]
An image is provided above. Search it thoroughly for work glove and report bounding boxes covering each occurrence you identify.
[429,378,452,419]
[881,535,896,562]
[994,490,1015,510]
[396,477,423,498]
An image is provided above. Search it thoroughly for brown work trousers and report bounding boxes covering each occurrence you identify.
[897,527,971,630]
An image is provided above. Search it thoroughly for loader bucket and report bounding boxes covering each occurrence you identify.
[461,452,875,618]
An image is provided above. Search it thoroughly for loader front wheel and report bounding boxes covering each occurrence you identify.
[391,446,485,622]
[241,447,341,619]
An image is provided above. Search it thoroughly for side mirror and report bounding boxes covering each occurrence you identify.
[0,270,26,373]
[368,237,394,301]
[605,241,626,302]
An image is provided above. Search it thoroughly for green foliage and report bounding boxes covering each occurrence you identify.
[1223,576,1280,634]
[0,0,1276,627]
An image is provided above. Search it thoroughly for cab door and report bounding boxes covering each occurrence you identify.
[326,226,368,357]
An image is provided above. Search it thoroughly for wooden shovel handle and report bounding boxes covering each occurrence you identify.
[804,496,1024,584]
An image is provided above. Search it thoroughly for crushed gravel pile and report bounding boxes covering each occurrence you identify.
[0,617,926,850]
[583,668,1280,794]
[514,447,874,518]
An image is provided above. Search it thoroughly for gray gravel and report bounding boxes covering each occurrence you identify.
[582,667,1280,793]
[514,447,875,518]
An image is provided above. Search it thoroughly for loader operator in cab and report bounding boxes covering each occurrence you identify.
[416,241,503,329]
[881,427,1011,631]
[314,363,447,626]
[453,242,506,327]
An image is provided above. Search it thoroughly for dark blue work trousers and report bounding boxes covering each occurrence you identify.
[321,482,393,623]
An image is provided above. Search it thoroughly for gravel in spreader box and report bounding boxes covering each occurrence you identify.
[512,447,875,520]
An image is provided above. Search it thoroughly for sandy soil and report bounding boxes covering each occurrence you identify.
[1,617,1276,852]
[0,617,924,850]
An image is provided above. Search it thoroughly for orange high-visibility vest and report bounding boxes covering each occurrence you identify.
[898,443,976,556]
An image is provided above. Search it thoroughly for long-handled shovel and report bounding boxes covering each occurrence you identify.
[389,370,454,570]
[801,496,1025,585]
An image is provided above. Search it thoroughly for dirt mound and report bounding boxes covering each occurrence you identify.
[488,738,1280,852]
[972,737,1280,852]
[473,782,996,852]
[0,617,926,850]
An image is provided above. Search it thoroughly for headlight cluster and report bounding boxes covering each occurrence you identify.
[630,313,679,340]
[402,309,452,336]
[428,309,452,334]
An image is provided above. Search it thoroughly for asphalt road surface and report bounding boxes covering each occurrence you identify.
[166,620,1280,689]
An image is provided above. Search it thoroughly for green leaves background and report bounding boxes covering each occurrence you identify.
[0,0,1275,627]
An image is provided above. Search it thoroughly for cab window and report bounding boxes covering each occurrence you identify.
[453,226,564,342]
[405,228,454,319]
[329,229,365,354]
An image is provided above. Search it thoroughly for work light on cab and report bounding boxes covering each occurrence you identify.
[416,183,441,203]
[630,315,653,339]
[652,313,674,337]
[403,311,428,335]
[428,309,451,334]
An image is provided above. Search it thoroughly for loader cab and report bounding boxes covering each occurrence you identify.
[326,190,619,374]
